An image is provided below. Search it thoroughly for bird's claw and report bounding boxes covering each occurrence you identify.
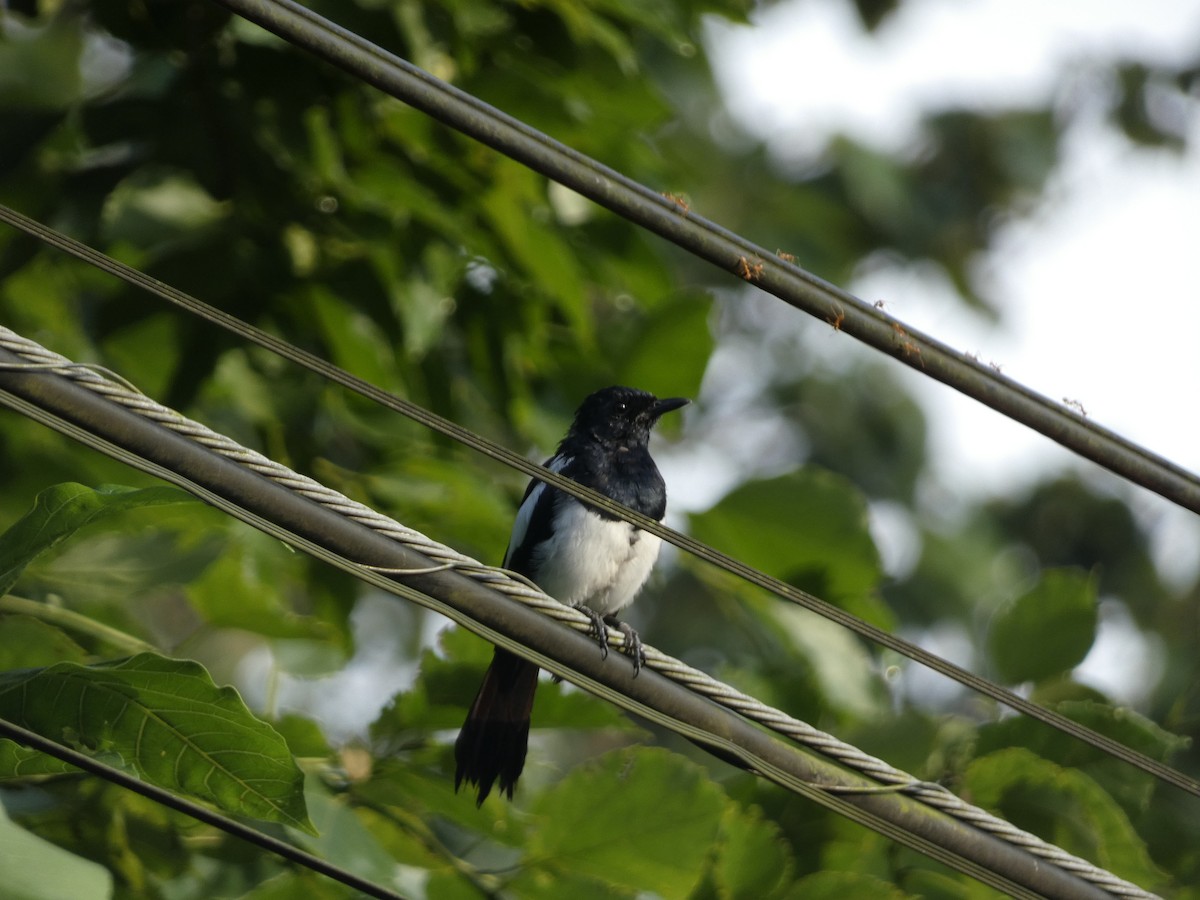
[578,608,644,674]
[580,606,610,659]
[612,619,645,676]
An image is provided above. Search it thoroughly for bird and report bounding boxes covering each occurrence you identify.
[454,385,688,805]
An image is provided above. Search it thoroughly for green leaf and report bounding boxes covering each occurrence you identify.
[817,817,894,883]
[479,167,590,333]
[0,483,195,596]
[307,283,405,385]
[780,606,887,718]
[0,654,313,833]
[987,568,1098,683]
[503,867,627,900]
[689,469,889,625]
[618,292,714,402]
[527,747,724,899]
[271,714,332,759]
[0,15,85,110]
[0,800,113,900]
[235,871,348,900]
[785,871,915,899]
[359,757,529,859]
[422,871,501,900]
[964,747,1167,890]
[100,168,228,254]
[293,776,398,885]
[0,739,80,780]
[976,699,1187,814]
[714,804,795,899]
[186,534,336,641]
[0,614,87,669]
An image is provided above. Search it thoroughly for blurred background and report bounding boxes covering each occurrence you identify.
[1,0,1198,896]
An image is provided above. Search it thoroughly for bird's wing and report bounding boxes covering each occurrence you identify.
[502,454,572,575]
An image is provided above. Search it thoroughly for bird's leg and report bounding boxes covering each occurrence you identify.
[604,615,645,676]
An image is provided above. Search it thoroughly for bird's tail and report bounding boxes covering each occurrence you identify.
[454,647,539,805]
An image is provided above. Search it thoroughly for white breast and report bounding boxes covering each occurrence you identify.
[530,500,662,616]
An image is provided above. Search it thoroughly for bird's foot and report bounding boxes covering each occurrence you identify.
[604,615,645,676]
[578,608,645,674]
[579,605,610,659]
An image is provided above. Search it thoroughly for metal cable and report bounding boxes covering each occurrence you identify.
[0,326,1157,899]
[2,201,1195,801]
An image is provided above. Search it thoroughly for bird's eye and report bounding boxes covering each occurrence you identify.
[614,401,627,412]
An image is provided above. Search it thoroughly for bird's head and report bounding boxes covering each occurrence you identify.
[569,386,689,449]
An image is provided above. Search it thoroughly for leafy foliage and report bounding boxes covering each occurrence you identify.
[1,0,1198,897]
[0,483,193,596]
[690,469,888,624]
[0,800,113,900]
[0,654,313,833]
[524,748,724,897]
[964,747,1168,891]
[986,568,1098,684]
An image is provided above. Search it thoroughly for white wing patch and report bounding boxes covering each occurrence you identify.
[503,455,571,568]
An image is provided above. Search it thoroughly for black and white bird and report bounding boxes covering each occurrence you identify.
[454,386,688,805]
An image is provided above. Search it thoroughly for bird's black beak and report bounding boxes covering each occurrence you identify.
[650,397,689,419]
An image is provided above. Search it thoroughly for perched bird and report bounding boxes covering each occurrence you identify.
[454,386,688,805]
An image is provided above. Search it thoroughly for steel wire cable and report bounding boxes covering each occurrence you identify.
[1,201,1195,804]
[0,327,1158,899]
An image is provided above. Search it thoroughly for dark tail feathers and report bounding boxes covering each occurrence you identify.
[454,648,539,805]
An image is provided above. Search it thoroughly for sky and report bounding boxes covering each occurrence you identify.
[702,0,1200,703]
[705,0,1200,561]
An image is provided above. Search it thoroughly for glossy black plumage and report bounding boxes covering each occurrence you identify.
[454,386,687,804]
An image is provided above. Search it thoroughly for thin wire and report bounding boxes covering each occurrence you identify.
[207,0,1200,518]
[0,718,411,900]
[2,203,1195,803]
[0,330,1159,899]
